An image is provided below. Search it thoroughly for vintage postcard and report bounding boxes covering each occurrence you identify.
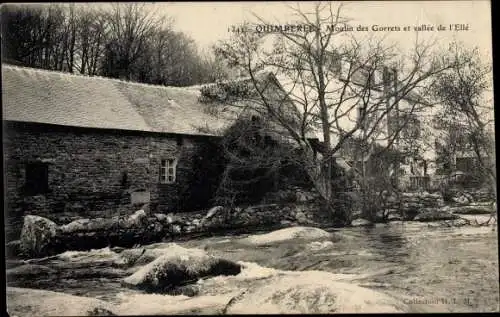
[2,1,498,315]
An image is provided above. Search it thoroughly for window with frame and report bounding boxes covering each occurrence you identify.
[160,158,177,184]
[25,162,49,195]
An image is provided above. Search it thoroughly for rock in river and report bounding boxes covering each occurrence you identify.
[414,209,459,222]
[6,287,115,316]
[351,218,373,227]
[307,240,335,251]
[20,215,58,257]
[114,293,236,315]
[114,243,191,268]
[224,271,408,314]
[6,264,56,280]
[122,244,241,293]
[239,226,332,246]
[59,218,114,233]
[449,205,494,215]
[205,206,224,219]
[124,209,148,227]
[115,261,409,314]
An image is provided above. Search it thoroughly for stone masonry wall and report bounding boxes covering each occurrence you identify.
[4,121,211,240]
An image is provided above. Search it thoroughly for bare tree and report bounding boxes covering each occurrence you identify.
[213,2,464,224]
[2,3,223,86]
[198,50,235,83]
[431,43,496,224]
[71,6,108,75]
[212,115,311,207]
[102,3,161,80]
[1,4,67,69]
[156,31,201,86]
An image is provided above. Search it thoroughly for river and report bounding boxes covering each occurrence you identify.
[6,214,499,313]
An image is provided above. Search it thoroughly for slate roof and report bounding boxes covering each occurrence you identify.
[2,65,237,136]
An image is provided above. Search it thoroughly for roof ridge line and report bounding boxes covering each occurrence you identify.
[2,64,203,93]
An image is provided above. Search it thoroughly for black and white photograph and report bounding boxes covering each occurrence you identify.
[2,1,498,315]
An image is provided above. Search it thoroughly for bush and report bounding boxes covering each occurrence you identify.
[176,138,227,212]
[175,117,316,211]
[214,117,313,207]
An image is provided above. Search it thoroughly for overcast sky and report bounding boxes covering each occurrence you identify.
[151,1,492,57]
[142,1,492,127]
[152,1,493,114]
[70,1,492,59]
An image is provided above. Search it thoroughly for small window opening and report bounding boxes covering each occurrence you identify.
[25,162,49,195]
[160,158,177,184]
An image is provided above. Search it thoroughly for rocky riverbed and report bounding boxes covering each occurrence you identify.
[6,213,499,315]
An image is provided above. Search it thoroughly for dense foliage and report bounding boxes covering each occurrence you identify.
[199,80,256,104]
[176,116,318,211]
[215,116,314,207]
[1,3,229,86]
[176,138,227,212]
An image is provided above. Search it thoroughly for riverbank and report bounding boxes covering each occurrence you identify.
[9,195,496,259]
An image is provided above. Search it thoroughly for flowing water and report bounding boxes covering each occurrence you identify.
[6,215,500,313]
